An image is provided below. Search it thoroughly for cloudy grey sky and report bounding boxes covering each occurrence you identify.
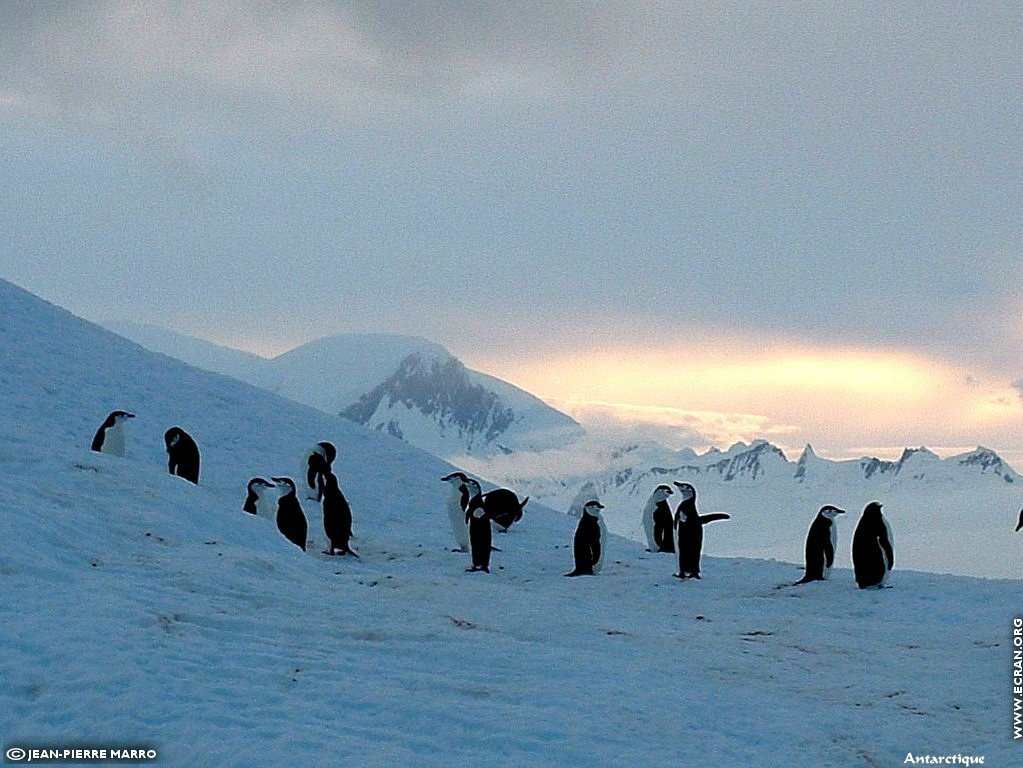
[2,2,1021,459]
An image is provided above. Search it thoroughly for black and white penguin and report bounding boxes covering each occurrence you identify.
[243,478,277,519]
[1015,509,1023,532]
[305,441,337,501]
[271,477,308,552]
[642,484,675,552]
[565,500,606,576]
[483,487,529,533]
[440,472,472,551]
[91,410,135,456]
[321,472,357,557]
[851,501,894,589]
[794,505,845,585]
[164,426,200,484]
[464,479,492,573]
[672,482,730,579]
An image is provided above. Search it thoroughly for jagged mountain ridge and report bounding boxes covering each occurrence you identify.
[343,353,516,444]
[603,440,1016,497]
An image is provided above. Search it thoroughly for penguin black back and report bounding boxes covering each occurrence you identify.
[795,505,845,585]
[271,477,308,552]
[164,426,200,484]
[852,501,894,589]
[566,500,605,576]
[483,488,528,532]
[464,480,492,573]
[321,472,357,557]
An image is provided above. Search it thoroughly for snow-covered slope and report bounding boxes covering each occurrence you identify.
[469,439,1023,579]
[105,322,582,459]
[2,277,1021,766]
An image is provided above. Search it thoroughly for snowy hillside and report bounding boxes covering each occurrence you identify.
[2,277,1021,766]
[106,322,582,459]
[466,439,1023,579]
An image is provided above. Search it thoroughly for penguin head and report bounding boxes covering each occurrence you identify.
[107,410,135,426]
[863,501,883,516]
[819,505,845,520]
[440,471,469,486]
[672,482,696,502]
[464,478,483,498]
[271,477,297,497]
[164,427,183,449]
[316,441,337,464]
[583,499,605,517]
[652,484,674,501]
[247,477,275,497]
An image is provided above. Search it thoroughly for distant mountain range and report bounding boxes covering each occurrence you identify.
[105,322,582,459]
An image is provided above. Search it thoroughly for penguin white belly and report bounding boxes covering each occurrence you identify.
[594,517,607,573]
[103,423,126,457]
[641,501,656,550]
[448,488,470,550]
[880,520,894,585]
[254,493,276,521]
[824,525,837,579]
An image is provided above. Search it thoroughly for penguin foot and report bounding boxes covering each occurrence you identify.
[322,548,336,556]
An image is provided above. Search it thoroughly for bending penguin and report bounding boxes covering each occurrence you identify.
[321,472,357,557]
[305,441,337,501]
[642,484,675,552]
[672,482,730,579]
[440,472,472,551]
[271,477,308,552]
[565,500,606,576]
[794,505,845,585]
[851,501,894,589]
[243,478,277,519]
[164,426,200,484]
[464,478,493,573]
[483,487,529,533]
[91,410,135,456]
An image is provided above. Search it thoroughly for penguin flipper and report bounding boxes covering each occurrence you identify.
[698,513,731,525]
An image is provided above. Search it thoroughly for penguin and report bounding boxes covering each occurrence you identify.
[464,478,492,573]
[243,478,277,519]
[851,501,894,589]
[90,410,135,456]
[270,477,308,552]
[1015,508,1023,532]
[164,426,200,484]
[305,441,337,501]
[641,484,675,552]
[672,482,730,579]
[440,472,472,551]
[321,472,357,557]
[483,487,529,532]
[565,500,606,576]
[794,505,845,585]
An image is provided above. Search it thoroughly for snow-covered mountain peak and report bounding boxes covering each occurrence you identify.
[340,351,581,457]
